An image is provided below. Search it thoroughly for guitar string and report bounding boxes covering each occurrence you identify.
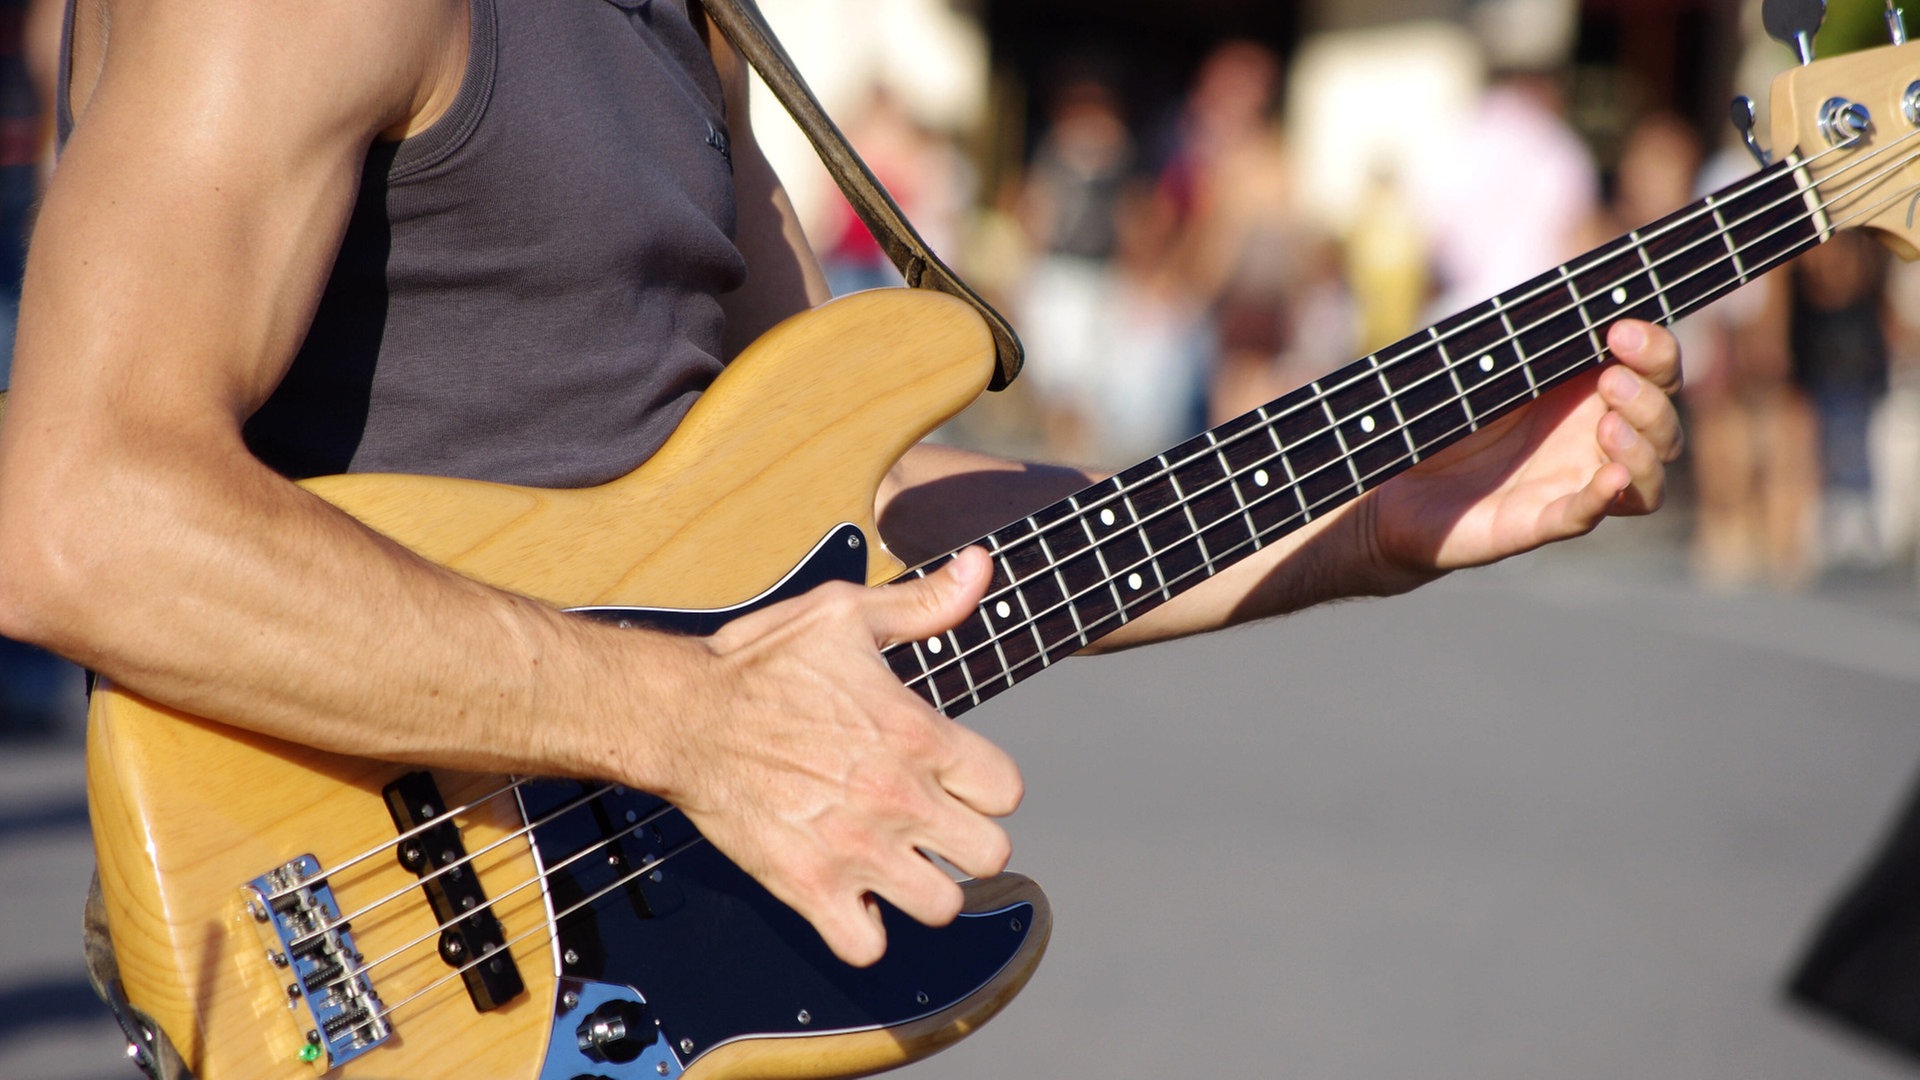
[913,133,1896,619]
[264,131,1889,904]
[281,782,617,952]
[297,161,1911,1021]
[260,778,529,903]
[896,159,1913,702]
[919,166,1917,701]
[265,137,1916,1018]
[898,170,1873,702]
[298,795,684,1001]
[875,133,1882,587]
[358,832,712,1039]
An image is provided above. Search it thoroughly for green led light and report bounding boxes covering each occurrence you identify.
[299,1043,321,1064]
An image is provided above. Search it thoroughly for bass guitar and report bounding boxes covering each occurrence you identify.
[84,32,1920,1080]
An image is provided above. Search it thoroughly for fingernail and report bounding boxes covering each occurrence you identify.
[1612,321,1647,351]
[1606,367,1642,400]
[950,550,984,584]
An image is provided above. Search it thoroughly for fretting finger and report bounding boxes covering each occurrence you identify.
[1599,365,1684,464]
[1607,319,1683,395]
[866,547,992,650]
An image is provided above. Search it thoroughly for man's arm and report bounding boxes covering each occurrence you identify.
[875,320,1682,649]
[0,0,1020,968]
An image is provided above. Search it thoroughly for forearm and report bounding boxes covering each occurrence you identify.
[0,408,701,790]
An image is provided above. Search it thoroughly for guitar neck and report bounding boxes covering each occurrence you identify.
[885,157,1824,719]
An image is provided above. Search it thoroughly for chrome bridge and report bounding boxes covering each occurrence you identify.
[244,855,392,1070]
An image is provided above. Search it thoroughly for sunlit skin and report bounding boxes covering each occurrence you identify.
[0,1,1683,966]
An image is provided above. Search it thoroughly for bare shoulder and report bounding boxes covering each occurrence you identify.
[66,0,467,144]
[13,0,472,432]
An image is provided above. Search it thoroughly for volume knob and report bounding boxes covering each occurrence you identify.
[575,999,651,1065]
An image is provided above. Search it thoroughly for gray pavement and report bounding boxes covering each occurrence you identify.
[5,521,1920,1079]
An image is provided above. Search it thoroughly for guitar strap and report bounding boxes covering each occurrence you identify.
[694,0,1025,391]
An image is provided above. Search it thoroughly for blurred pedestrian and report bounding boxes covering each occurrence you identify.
[1346,162,1428,355]
[1871,258,1920,573]
[1677,147,1815,590]
[1419,67,1597,318]
[1016,67,1135,461]
[1791,230,1892,570]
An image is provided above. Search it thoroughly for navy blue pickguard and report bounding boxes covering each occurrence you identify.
[523,525,1035,1077]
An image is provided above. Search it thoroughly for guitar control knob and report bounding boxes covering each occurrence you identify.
[575,999,651,1065]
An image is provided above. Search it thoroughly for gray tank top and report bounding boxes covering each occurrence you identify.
[62,0,748,487]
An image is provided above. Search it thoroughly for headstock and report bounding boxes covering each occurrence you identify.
[1760,3,1920,257]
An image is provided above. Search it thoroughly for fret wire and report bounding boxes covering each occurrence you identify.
[1369,354,1420,463]
[1705,193,1750,284]
[899,152,1861,694]
[1076,495,1129,624]
[1005,527,1054,668]
[1558,262,1608,360]
[1490,297,1540,399]
[905,233,1832,703]
[982,552,1018,689]
[1210,428,1262,554]
[1317,382,1367,490]
[914,640,946,712]
[1161,452,1220,574]
[937,615,979,704]
[1038,520,1090,651]
[1630,228,1676,323]
[1430,325,1477,432]
[1119,482,1171,598]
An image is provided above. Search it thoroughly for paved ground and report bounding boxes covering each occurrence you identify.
[4,518,1920,1079]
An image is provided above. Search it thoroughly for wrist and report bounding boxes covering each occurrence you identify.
[1343,493,1445,599]
[524,607,717,796]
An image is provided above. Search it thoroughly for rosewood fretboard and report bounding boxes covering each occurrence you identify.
[885,158,1824,719]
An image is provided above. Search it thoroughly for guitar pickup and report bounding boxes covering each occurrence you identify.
[383,772,525,1012]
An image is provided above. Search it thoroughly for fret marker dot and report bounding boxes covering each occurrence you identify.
[926,637,942,654]
[1100,508,1116,527]
[1254,469,1270,487]
[1360,415,1376,434]
[995,600,1012,619]
[1610,286,1628,305]
[1127,572,1143,590]
[1478,355,1494,373]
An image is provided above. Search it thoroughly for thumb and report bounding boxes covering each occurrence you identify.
[867,547,991,648]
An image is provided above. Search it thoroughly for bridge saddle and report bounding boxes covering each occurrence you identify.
[243,855,392,1070]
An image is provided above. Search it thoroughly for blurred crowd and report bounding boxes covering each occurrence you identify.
[10,10,1920,735]
[813,34,1920,596]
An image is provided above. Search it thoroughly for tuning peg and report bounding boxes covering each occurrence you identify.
[1731,95,1773,168]
[1890,0,1909,45]
[1764,0,1826,64]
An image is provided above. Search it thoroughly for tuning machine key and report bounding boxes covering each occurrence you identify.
[1764,0,1826,65]
[1820,97,1872,145]
[1731,96,1772,168]
[1890,0,1909,45]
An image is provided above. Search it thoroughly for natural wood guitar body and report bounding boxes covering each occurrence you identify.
[86,290,1050,1080]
